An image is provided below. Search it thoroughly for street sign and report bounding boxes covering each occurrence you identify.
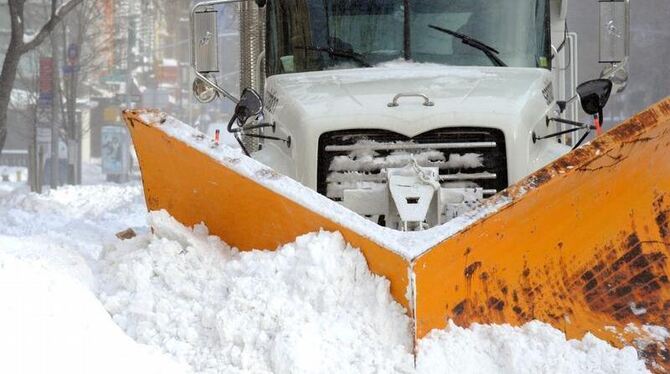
[67,43,79,64]
[101,70,126,83]
[36,128,51,143]
[36,105,50,126]
[101,126,130,175]
[63,65,80,75]
[38,58,53,106]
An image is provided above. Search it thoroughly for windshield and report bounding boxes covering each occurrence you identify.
[266,0,551,76]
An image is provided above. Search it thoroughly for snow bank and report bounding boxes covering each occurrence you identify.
[0,165,27,182]
[417,321,649,374]
[0,252,188,374]
[99,211,414,374]
[0,183,147,289]
[0,183,145,238]
[98,211,648,374]
[0,166,28,196]
[0,185,650,374]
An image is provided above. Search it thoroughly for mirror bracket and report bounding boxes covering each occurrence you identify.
[600,57,629,93]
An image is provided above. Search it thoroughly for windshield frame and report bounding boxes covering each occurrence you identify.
[265,0,552,76]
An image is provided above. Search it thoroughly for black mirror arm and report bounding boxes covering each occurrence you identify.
[556,101,567,113]
[241,122,275,132]
[533,118,596,144]
[533,127,584,143]
[548,117,589,128]
[243,133,291,146]
[226,113,239,134]
[225,117,289,154]
[226,114,251,157]
[556,92,580,114]
[572,130,591,150]
[598,109,605,127]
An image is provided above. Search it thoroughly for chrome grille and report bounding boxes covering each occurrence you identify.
[317,128,508,201]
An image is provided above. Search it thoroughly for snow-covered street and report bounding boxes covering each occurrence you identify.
[0,176,651,374]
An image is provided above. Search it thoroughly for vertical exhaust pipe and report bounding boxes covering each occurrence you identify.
[239,2,265,153]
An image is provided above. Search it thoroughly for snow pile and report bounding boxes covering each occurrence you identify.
[97,211,649,374]
[0,165,27,182]
[0,165,28,196]
[81,158,113,185]
[0,252,188,374]
[0,184,651,374]
[0,183,145,237]
[99,211,414,374]
[0,183,146,289]
[417,321,649,374]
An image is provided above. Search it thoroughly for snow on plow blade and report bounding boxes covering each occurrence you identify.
[124,98,670,372]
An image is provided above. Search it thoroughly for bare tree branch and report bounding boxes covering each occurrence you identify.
[0,0,84,153]
[20,0,85,53]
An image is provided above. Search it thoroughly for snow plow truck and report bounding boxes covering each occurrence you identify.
[123,0,670,371]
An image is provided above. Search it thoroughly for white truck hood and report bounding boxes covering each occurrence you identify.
[262,62,559,189]
[266,63,552,138]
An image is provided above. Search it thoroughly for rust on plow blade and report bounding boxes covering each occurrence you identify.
[415,98,670,372]
[125,97,670,372]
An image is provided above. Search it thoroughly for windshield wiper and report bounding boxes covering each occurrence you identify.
[294,45,372,67]
[428,24,507,67]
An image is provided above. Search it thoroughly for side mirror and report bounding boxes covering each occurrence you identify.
[192,76,218,103]
[599,0,629,64]
[235,88,263,124]
[576,79,613,116]
[598,0,629,90]
[193,9,219,73]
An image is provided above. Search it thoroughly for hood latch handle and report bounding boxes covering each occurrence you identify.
[387,93,435,108]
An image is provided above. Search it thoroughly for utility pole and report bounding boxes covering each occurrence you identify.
[49,31,60,188]
[64,30,81,185]
[121,10,135,183]
[28,111,39,192]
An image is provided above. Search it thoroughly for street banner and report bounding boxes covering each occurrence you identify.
[38,58,53,105]
[64,43,80,75]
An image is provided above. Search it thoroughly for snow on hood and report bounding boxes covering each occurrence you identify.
[267,64,550,123]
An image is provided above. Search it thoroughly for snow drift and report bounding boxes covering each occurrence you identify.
[99,210,649,374]
[0,253,187,374]
[99,211,415,374]
[0,183,652,373]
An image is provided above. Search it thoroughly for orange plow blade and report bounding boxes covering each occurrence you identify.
[414,98,670,371]
[125,98,670,371]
